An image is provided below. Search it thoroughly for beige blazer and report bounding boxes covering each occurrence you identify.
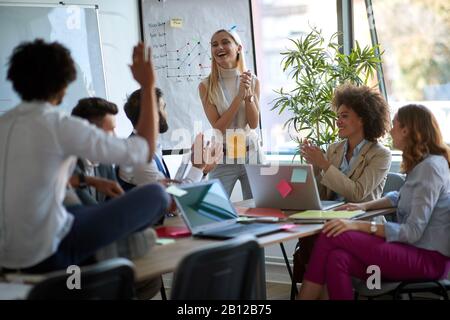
[317,140,391,203]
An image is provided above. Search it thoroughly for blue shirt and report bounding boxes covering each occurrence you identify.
[385,155,450,257]
[339,139,369,175]
[334,139,368,201]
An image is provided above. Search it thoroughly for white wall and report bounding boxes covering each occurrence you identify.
[8,0,141,137]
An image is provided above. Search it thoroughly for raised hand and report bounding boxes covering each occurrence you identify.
[191,134,223,173]
[129,42,155,88]
[203,136,223,174]
[191,133,205,169]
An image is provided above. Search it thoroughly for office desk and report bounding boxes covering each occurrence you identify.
[133,200,395,283]
[133,215,323,282]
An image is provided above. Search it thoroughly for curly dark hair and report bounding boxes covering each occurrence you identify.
[72,97,118,123]
[7,39,76,102]
[332,84,390,142]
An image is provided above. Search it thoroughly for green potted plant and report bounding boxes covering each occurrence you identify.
[272,27,383,157]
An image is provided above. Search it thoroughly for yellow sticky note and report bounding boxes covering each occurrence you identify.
[226,132,246,159]
[170,18,183,28]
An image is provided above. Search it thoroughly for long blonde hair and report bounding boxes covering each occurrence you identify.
[397,104,450,173]
[204,29,247,106]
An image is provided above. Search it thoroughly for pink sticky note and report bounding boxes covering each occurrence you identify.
[276,179,293,198]
[280,224,297,231]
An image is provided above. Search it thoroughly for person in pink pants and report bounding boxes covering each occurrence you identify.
[298,104,450,300]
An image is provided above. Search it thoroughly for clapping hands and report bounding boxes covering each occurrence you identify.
[239,70,253,100]
[191,133,223,174]
[300,139,330,171]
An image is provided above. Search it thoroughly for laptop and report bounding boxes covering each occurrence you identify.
[171,179,283,239]
[245,164,344,211]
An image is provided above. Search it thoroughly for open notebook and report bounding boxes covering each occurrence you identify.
[289,210,365,222]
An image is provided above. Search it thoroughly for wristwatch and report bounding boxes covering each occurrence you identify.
[78,173,88,189]
[370,220,377,234]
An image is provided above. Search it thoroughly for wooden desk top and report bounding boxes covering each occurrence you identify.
[133,200,396,282]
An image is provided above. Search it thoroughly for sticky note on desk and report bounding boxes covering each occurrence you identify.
[170,18,183,28]
[291,168,307,183]
[226,132,246,159]
[156,238,175,245]
[166,185,187,197]
[280,224,297,231]
[276,179,293,198]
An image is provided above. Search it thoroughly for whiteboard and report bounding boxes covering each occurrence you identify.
[141,0,256,150]
[0,3,107,115]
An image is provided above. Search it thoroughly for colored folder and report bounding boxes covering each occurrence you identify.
[235,206,287,219]
[155,226,191,238]
[289,210,365,220]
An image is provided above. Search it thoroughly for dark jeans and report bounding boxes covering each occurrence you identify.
[20,184,169,274]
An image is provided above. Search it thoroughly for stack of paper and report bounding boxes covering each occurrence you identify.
[235,207,287,219]
[289,210,365,221]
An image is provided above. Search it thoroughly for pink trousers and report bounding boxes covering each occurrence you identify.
[303,231,449,300]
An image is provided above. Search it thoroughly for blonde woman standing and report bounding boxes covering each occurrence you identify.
[199,29,261,199]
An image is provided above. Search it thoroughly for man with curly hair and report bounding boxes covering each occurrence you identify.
[0,39,169,274]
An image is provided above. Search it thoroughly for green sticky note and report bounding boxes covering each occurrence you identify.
[166,185,187,197]
[156,238,175,245]
[291,168,307,183]
[237,216,254,222]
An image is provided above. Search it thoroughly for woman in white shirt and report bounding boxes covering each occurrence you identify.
[198,28,261,199]
[0,40,168,272]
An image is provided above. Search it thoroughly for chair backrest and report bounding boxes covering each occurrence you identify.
[27,258,135,300]
[170,236,261,300]
[383,172,406,195]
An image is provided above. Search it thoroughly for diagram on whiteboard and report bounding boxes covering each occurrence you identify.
[141,0,255,150]
[148,22,212,81]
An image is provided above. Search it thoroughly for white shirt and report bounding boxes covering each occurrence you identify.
[119,143,203,186]
[0,101,149,268]
[201,68,262,163]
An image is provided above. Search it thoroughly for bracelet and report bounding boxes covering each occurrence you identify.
[78,173,88,189]
[245,95,254,103]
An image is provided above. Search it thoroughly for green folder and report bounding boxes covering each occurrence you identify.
[289,210,365,220]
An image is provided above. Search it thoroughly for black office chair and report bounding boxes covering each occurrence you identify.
[382,172,405,223]
[170,236,262,300]
[353,171,448,300]
[27,258,135,300]
[353,278,450,300]
[382,172,405,196]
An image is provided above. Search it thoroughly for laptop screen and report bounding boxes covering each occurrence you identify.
[174,180,238,230]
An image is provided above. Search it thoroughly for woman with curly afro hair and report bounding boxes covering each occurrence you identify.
[294,84,392,287]
[299,104,450,300]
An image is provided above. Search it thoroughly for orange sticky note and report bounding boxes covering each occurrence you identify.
[276,179,293,198]
[226,132,246,159]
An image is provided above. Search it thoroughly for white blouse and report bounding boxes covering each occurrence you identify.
[0,101,149,268]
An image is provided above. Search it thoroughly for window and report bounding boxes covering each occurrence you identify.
[252,0,338,154]
[354,0,450,143]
